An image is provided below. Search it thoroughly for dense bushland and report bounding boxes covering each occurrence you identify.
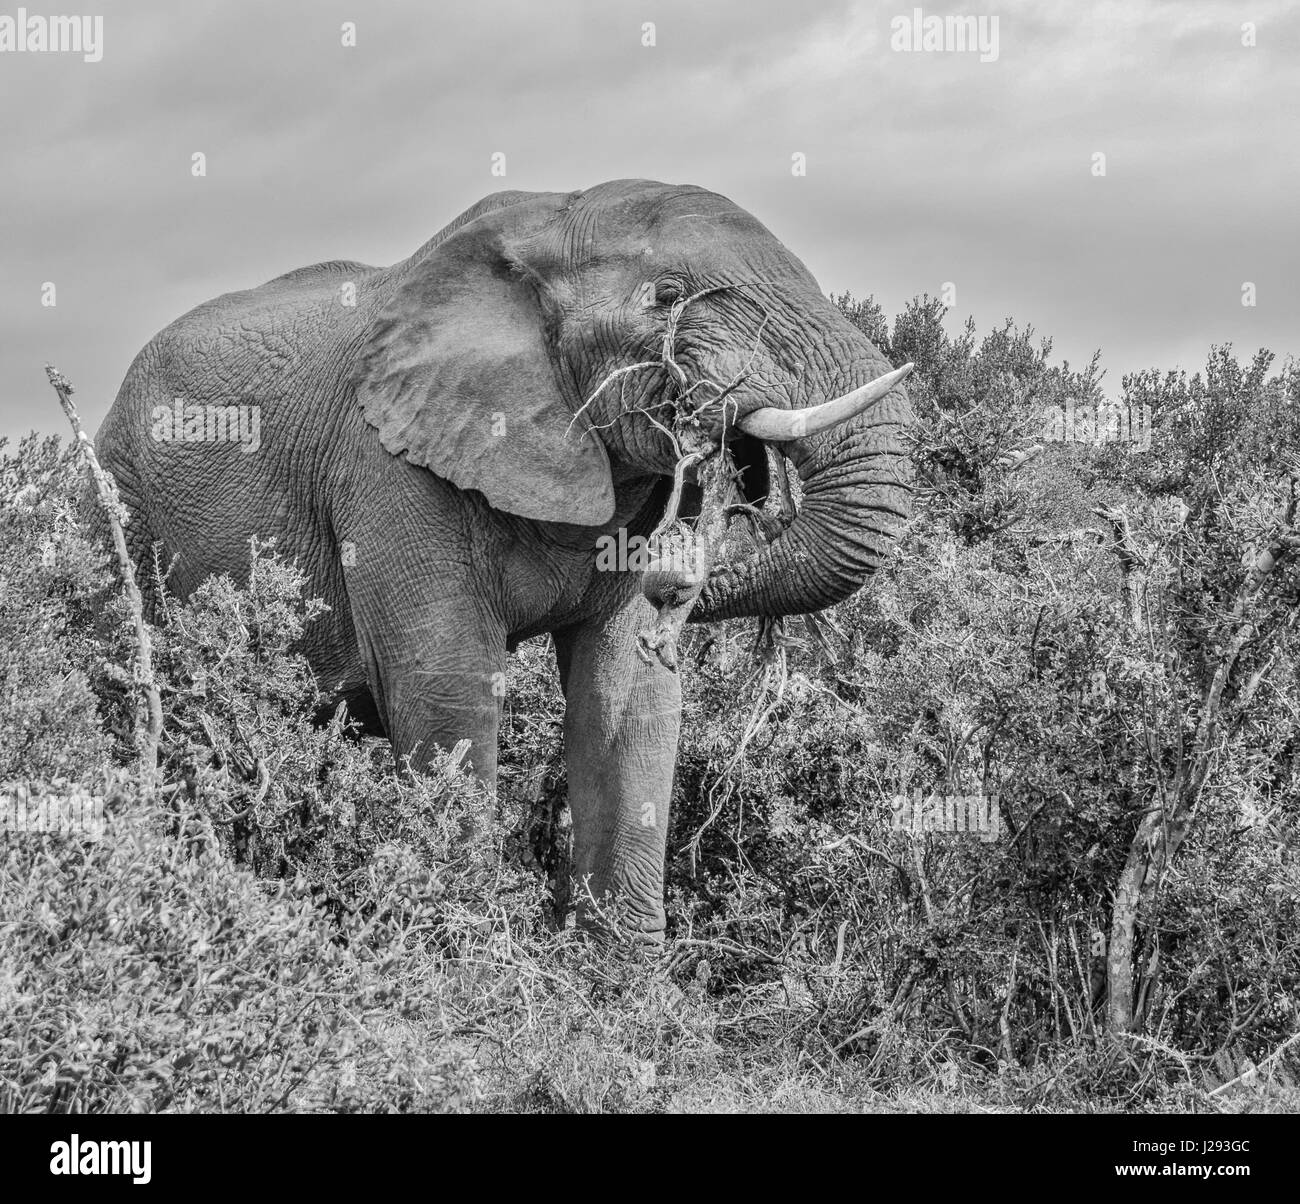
[2,298,1297,1112]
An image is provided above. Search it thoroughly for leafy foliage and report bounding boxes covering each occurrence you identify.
[2,305,1298,1113]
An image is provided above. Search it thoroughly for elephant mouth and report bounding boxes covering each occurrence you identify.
[675,432,773,518]
[636,434,793,668]
[730,433,774,509]
[664,433,796,584]
[717,438,805,587]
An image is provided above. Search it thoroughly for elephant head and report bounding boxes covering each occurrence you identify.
[352,179,913,626]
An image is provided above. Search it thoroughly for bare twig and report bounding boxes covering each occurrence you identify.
[45,364,162,778]
[568,360,665,437]
[1207,1030,1300,1098]
[650,449,709,541]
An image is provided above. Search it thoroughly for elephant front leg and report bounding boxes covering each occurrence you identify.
[353,597,507,782]
[386,663,503,781]
[555,595,682,939]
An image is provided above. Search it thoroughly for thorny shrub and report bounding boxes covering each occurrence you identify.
[2,299,1298,1113]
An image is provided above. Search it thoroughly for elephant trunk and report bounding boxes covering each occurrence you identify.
[691,385,912,621]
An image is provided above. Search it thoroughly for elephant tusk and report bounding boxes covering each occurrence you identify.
[735,363,914,442]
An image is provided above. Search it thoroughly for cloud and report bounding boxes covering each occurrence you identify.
[1,0,1295,443]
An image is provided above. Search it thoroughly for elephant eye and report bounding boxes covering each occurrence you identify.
[655,281,683,306]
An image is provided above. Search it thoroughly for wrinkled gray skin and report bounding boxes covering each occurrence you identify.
[97,180,912,937]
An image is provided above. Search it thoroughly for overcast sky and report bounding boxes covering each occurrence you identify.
[1,0,1296,443]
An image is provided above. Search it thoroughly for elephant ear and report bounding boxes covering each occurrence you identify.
[352,197,615,526]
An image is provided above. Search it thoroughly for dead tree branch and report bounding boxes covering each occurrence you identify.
[45,364,162,779]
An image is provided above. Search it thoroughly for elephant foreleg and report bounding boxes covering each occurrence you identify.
[554,593,682,939]
[350,592,506,781]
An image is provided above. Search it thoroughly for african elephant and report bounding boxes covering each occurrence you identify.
[96,179,913,937]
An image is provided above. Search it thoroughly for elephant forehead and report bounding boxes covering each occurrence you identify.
[651,207,773,255]
[550,183,821,301]
[568,182,767,243]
